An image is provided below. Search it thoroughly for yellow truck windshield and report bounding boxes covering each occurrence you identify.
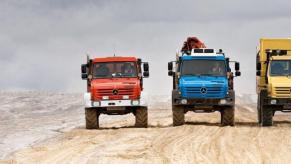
[270,60,291,76]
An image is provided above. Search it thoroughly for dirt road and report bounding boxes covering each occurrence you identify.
[3,101,291,163]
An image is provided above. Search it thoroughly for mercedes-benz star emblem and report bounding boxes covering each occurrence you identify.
[200,87,207,94]
[112,89,119,95]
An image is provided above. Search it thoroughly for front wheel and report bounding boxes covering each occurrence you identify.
[85,108,99,129]
[261,105,273,126]
[172,105,185,126]
[221,106,235,126]
[135,107,148,128]
[257,95,262,124]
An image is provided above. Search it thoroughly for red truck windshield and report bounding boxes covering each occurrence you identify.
[93,62,138,78]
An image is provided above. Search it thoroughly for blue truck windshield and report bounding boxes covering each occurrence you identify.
[181,60,226,76]
[93,62,137,78]
[270,60,291,76]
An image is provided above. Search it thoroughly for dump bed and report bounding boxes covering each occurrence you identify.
[258,38,291,62]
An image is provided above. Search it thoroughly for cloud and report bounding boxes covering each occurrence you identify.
[1,0,291,94]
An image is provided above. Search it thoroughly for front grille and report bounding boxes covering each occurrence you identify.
[96,88,134,96]
[184,86,224,98]
[275,87,291,97]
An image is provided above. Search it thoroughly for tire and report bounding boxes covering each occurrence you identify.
[221,106,235,126]
[261,105,273,126]
[172,105,185,126]
[229,90,235,104]
[257,95,262,124]
[135,107,148,128]
[259,90,273,126]
[85,108,99,129]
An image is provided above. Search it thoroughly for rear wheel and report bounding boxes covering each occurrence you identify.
[261,105,273,126]
[135,107,148,128]
[221,106,235,126]
[85,108,99,129]
[172,105,185,126]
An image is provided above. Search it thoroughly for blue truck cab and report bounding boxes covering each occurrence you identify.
[168,48,241,126]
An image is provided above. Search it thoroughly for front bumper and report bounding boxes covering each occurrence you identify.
[172,90,234,106]
[263,97,291,106]
[173,98,233,106]
[91,99,140,107]
[84,92,141,108]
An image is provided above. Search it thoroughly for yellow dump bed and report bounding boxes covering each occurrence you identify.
[259,38,291,62]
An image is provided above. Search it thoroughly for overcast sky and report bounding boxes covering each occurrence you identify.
[1,0,291,95]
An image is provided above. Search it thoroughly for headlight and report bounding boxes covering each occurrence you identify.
[181,99,187,104]
[92,101,100,107]
[131,100,140,105]
[270,99,277,105]
[219,99,227,105]
[102,96,109,100]
[123,95,129,99]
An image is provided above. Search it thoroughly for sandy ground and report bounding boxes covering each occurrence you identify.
[1,92,291,163]
[0,91,84,159]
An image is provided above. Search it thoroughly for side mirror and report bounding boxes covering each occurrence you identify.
[137,58,142,65]
[235,62,240,71]
[168,70,174,76]
[235,71,241,77]
[143,62,149,72]
[143,71,149,78]
[81,73,88,80]
[256,63,261,70]
[81,64,87,74]
[168,62,173,71]
[256,71,261,76]
[81,64,88,80]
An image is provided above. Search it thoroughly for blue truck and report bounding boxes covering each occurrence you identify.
[168,38,241,126]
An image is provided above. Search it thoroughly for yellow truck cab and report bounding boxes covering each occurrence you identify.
[256,38,291,126]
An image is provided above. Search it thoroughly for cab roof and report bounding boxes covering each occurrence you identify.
[180,48,226,60]
[181,55,225,61]
[92,56,137,63]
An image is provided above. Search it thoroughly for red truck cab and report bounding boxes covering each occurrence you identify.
[81,56,149,129]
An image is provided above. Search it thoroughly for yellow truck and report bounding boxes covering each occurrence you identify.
[256,38,291,126]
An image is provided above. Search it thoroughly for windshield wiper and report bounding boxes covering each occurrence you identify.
[111,73,121,77]
[199,74,214,76]
[272,74,289,76]
[182,73,225,77]
[182,74,196,76]
[182,73,213,76]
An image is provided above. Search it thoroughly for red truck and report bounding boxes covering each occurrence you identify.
[81,56,149,129]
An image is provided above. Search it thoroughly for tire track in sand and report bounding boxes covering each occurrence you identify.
[4,105,291,164]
